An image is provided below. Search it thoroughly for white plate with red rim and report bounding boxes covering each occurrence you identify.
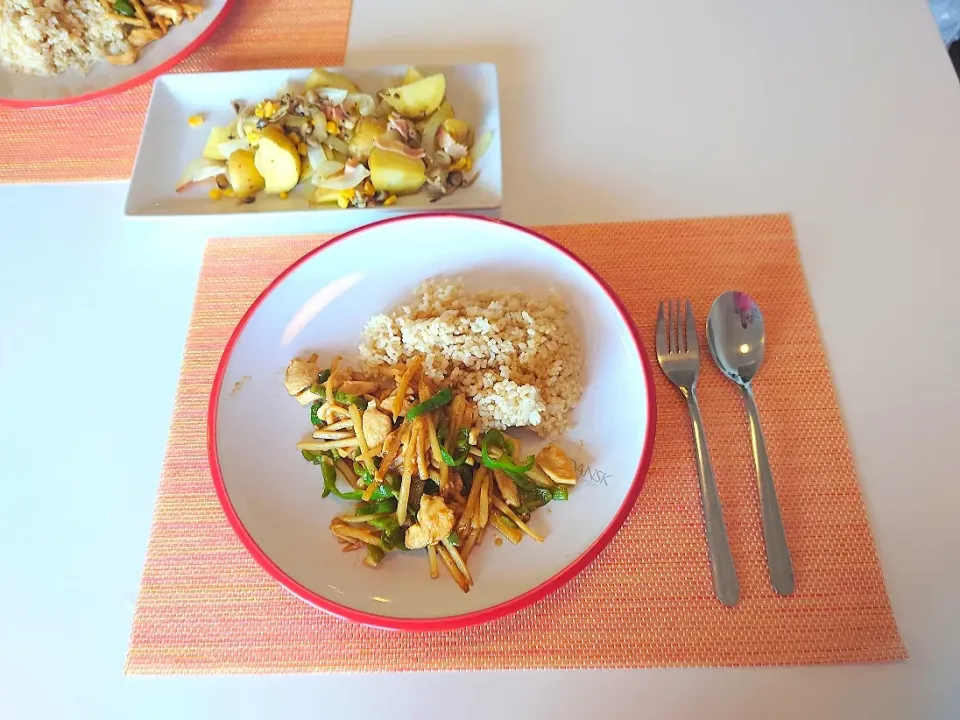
[209,214,656,630]
[0,0,234,108]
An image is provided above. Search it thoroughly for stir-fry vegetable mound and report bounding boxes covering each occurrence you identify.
[285,352,579,592]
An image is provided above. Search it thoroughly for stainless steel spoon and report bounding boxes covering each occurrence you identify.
[707,291,795,595]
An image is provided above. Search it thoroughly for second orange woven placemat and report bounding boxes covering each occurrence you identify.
[0,0,352,184]
[126,214,905,673]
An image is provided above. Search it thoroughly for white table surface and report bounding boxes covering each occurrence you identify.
[2,1,960,718]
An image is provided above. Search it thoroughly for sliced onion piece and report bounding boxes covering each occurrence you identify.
[176,157,227,193]
[311,160,346,185]
[217,137,251,160]
[324,134,350,156]
[470,130,495,162]
[345,93,377,116]
[234,104,256,140]
[317,163,370,190]
[421,100,452,165]
[306,145,327,172]
[315,87,349,105]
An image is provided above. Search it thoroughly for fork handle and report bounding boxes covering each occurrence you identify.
[740,384,795,595]
[684,391,740,606]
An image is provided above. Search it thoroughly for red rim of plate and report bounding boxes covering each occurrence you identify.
[207,214,658,631]
[0,0,237,109]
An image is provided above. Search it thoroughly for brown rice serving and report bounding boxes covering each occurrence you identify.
[0,0,129,76]
[359,279,583,438]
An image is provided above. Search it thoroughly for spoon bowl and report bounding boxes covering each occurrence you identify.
[706,291,765,385]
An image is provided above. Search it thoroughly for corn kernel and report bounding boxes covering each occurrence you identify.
[383,194,397,206]
[208,188,222,200]
[279,191,289,200]
[187,114,204,127]
[263,101,277,116]
[254,108,264,119]
[245,130,260,144]
[326,121,339,135]
[336,194,350,209]
[297,142,307,155]
[223,188,235,198]
[363,180,375,198]
[464,156,473,171]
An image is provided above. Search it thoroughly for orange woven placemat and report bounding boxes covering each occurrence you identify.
[0,0,352,184]
[125,214,905,673]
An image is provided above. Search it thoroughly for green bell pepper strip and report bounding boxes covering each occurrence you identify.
[114,0,136,17]
[405,387,452,420]
[317,368,331,384]
[481,429,534,474]
[447,529,460,547]
[310,401,324,426]
[356,499,397,516]
[552,486,569,501]
[319,457,365,501]
[439,428,469,466]
[334,390,367,410]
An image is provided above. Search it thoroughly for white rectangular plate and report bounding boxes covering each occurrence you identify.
[125,64,502,233]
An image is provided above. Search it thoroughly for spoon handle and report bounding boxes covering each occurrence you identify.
[740,384,795,595]
[684,390,740,606]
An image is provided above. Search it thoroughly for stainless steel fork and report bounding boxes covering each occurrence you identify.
[656,299,740,606]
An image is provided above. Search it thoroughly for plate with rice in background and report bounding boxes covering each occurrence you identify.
[209,213,657,630]
[0,0,233,107]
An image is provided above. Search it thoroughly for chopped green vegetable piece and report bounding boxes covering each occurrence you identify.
[405,387,452,420]
[552,486,569,501]
[316,456,364,501]
[369,515,400,533]
[439,428,469,466]
[481,429,535,474]
[423,479,440,496]
[302,449,319,463]
[447,529,460,546]
[310,401,324,426]
[459,465,474,494]
[317,368,331,384]
[499,515,518,529]
[380,523,406,551]
[334,390,367,410]
[113,0,136,17]
[365,545,385,566]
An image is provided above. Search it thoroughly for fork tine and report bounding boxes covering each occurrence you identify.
[672,299,680,354]
[656,301,667,357]
[678,299,686,353]
[685,299,697,355]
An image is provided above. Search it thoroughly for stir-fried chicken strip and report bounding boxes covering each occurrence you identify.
[404,495,455,550]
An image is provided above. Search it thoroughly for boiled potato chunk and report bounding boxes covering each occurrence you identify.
[347,117,387,161]
[382,74,446,119]
[254,126,302,194]
[312,186,343,204]
[401,66,424,85]
[368,146,425,195]
[304,68,360,93]
[202,125,234,160]
[227,149,265,199]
